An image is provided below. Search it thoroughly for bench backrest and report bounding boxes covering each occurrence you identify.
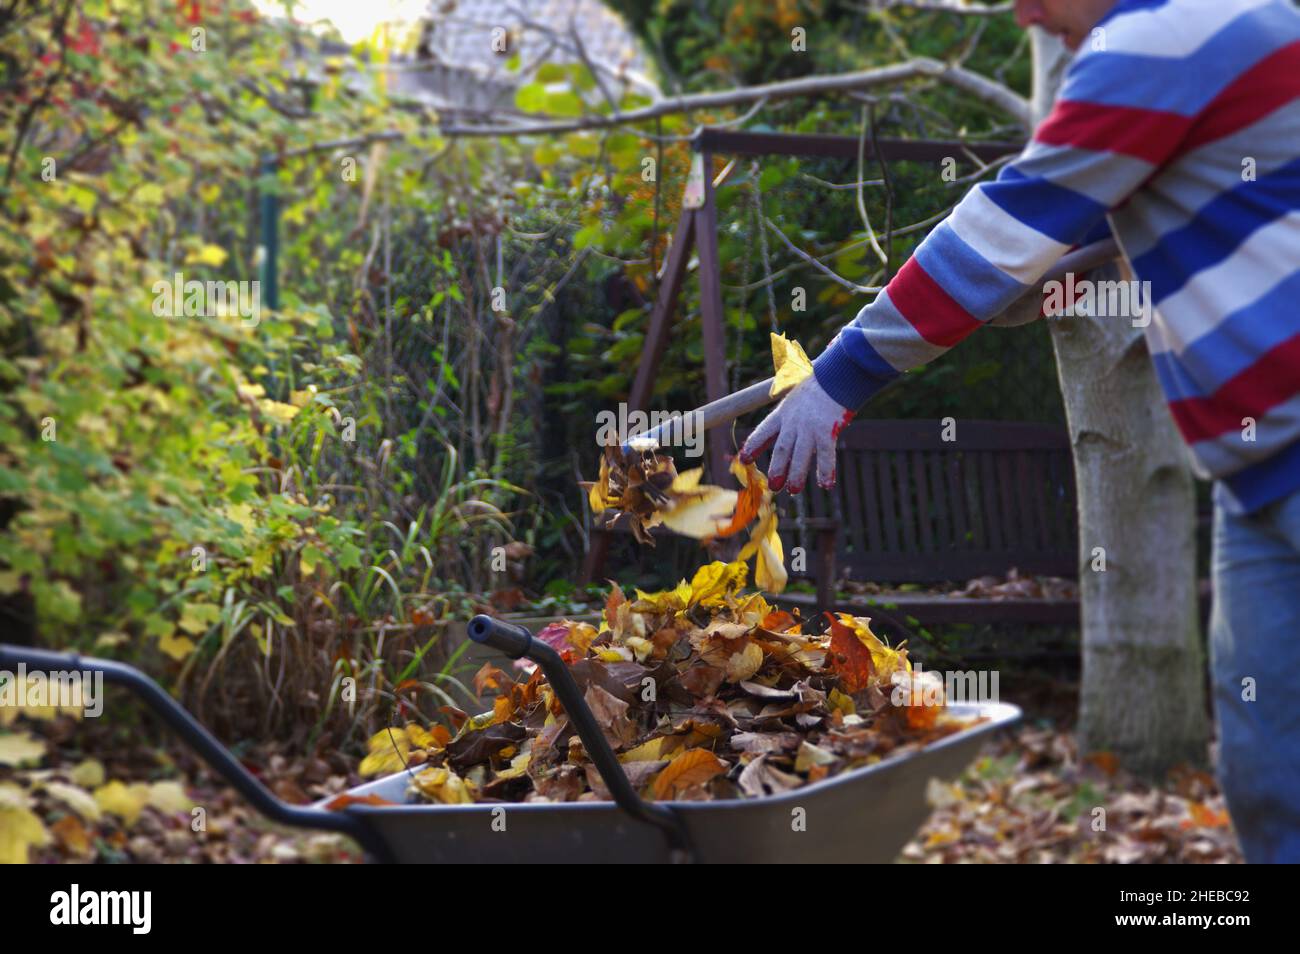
[742,419,1079,584]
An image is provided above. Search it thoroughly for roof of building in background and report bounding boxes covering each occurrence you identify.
[420,0,650,82]
[405,0,657,118]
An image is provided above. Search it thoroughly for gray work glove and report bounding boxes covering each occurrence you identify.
[738,375,855,493]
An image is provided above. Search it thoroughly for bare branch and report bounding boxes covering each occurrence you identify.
[763,216,883,295]
[439,59,953,137]
[857,0,1014,15]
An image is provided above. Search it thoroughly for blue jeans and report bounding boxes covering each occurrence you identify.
[1210,483,1300,863]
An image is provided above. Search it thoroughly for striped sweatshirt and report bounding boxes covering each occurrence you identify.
[813,0,1300,513]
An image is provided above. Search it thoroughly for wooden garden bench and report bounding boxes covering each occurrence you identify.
[754,419,1214,637]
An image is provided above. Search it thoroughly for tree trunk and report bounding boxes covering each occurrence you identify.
[1030,30,1208,776]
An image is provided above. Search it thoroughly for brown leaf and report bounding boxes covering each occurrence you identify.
[739,755,802,798]
[826,612,875,693]
[473,661,512,697]
[584,684,638,747]
[653,748,727,800]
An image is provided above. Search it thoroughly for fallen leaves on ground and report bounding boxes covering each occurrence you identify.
[388,563,970,806]
[903,726,1242,864]
[1,716,368,864]
[839,568,1079,602]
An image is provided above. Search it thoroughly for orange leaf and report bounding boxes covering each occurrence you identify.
[473,661,511,697]
[652,748,727,800]
[325,793,397,810]
[51,815,91,855]
[1183,802,1230,829]
[826,612,875,693]
[713,471,762,538]
[760,609,796,633]
[1085,751,1120,777]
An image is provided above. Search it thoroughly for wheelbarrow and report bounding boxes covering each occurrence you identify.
[0,617,1019,863]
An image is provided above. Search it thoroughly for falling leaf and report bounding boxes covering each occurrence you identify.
[769,332,813,397]
[739,509,787,593]
[659,485,739,538]
[712,460,765,538]
[653,748,727,800]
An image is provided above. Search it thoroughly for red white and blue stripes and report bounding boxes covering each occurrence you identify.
[813,0,1300,512]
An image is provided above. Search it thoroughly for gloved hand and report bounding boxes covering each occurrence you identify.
[738,375,854,493]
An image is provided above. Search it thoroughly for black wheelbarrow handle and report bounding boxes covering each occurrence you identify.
[468,615,693,859]
[0,643,395,863]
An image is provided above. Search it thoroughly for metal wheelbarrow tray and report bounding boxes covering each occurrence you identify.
[0,617,1018,864]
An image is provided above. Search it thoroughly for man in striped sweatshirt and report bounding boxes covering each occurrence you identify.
[740,0,1300,862]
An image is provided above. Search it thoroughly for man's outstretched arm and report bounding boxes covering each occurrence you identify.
[741,38,1202,492]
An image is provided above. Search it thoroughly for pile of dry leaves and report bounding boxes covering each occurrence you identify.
[357,561,980,805]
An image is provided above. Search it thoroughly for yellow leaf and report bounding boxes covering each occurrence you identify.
[634,580,693,616]
[724,641,764,683]
[95,631,130,650]
[829,688,857,716]
[0,730,46,767]
[158,631,196,662]
[0,783,50,864]
[687,561,748,607]
[148,780,193,813]
[135,183,164,206]
[587,455,614,514]
[795,740,837,773]
[494,744,533,781]
[769,332,813,397]
[179,602,219,636]
[259,400,300,424]
[70,759,105,788]
[186,243,228,267]
[669,468,704,492]
[404,723,439,750]
[739,510,787,593]
[41,782,102,821]
[224,503,256,532]
[620,737,669,763]
[411,766,476,804]
[359,727,411,777]
[659,486,738,539]
[94,780,152,826]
